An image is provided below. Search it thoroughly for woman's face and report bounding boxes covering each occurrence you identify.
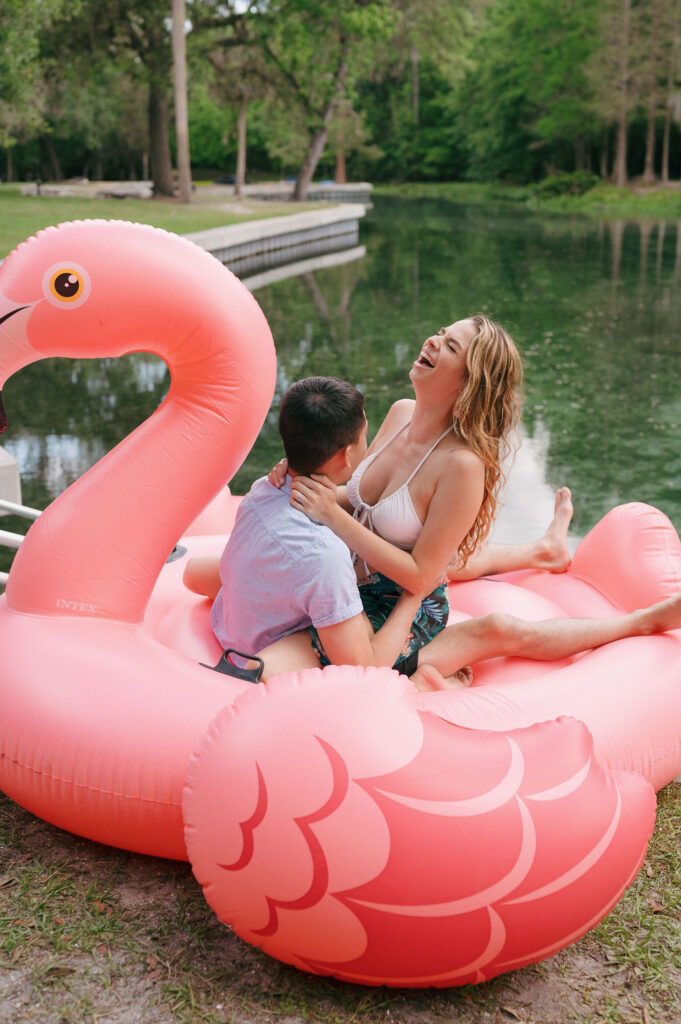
[410,318,476,399]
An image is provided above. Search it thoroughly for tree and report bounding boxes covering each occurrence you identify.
[0,0,61,179]
[236,0,398,199]
[54,0,176,194]
[456,0,599,181]
[589,0,634,185]
[172,0,192,202]
[635,0,681,183]
[194,19,275,195]
[661,0,681,182]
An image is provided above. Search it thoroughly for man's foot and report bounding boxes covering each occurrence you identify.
[534,487,573,573]
[411,663,474,692]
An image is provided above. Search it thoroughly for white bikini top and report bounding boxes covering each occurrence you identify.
[346,420,453,572]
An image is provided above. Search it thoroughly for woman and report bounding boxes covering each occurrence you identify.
[274,314,573,684]
[186,314,573,686]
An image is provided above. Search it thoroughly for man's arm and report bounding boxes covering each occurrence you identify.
[316,590,421,669]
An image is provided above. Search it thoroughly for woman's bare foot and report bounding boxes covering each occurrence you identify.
[639,591,681,634]
[410,663,474,692]
[533,487,573,573]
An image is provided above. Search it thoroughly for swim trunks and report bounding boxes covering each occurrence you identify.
[308,571,449,675]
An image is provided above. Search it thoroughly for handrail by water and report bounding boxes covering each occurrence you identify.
[0,502,40,585]
[0,498,41,520]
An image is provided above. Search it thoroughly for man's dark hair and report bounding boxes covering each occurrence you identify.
[279,377,365,475]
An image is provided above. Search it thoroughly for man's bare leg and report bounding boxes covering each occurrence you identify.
[447,487,573,582]
[183,555,221,599]
[258,631,322,681]
[411,591,681,691]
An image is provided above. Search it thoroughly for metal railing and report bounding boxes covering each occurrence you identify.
[0,499,42,586]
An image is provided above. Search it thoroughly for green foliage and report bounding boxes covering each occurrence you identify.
[0,0,73,147]
[529,171,599,198]
[187,85,237,170]
[3,0,681,190]
[454,0,600,181]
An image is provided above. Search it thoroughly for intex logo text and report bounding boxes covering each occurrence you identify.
[56,599,98,614]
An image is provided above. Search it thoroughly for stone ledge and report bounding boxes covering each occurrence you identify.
[0,447,21,510]
[183,204,366,266]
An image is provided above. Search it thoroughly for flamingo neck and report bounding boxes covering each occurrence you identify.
[7,256,275,622]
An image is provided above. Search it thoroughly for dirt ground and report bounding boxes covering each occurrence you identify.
[1,786,680,1024]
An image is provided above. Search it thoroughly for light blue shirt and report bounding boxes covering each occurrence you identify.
[210,476,363,653]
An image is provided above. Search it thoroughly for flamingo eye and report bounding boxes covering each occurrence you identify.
[42,262,91,309]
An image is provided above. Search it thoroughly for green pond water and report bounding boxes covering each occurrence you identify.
[2,196,681,575]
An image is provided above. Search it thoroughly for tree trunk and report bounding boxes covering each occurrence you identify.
[613,114,628,186]
[235,90,247,197]
[600,127,609,179]
[148,81,174,197]
[293,58,349,201]
[612,0,631,186]
[335,148,347,184]
[41,134,63,181]
[575,135,585,171]
[410,44,420,126]
[661,106,671,184]
[642,90,657,184]
[662,0,681,184]
[172,0,192,204]
[5,148,13,183]
[335,107,347,184]
[294,125,330,200]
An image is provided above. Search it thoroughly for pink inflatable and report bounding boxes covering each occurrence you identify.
[183,501,681,985]
[1,219,680,987]
[0,220,276,858]
[185,671,654,986]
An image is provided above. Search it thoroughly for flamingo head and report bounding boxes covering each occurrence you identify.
[0,218,238,403]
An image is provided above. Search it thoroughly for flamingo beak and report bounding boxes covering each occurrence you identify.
[0,291,38,390]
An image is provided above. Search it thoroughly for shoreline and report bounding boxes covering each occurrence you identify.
[375,180,681,221]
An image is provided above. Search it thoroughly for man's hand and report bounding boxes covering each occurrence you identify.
[290,474,339,525]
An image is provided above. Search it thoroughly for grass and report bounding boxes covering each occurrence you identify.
[375,179,681,220]
[1,781,680,1024]
[0,183,323,258]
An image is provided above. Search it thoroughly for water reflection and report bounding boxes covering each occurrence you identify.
[1,198,680,577]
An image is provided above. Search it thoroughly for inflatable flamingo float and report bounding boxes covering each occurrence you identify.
[1,220,680,988]
[0,220,275,858]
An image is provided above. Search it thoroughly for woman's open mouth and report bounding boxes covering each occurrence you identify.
[417,352,435,368]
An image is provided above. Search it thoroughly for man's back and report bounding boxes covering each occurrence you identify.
[210,476,362,654]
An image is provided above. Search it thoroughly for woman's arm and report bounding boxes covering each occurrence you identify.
[292,450,484,592]
[267,458,353,512]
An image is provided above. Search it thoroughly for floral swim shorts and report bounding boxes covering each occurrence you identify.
[308,571,449,676]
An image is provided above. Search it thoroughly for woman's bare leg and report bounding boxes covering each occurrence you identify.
[183,556,221,599]
[411,591,681,691]
[447,487,573,582]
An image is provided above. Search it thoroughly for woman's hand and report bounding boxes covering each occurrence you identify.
[290,474,339,525]
[267,458,288,488]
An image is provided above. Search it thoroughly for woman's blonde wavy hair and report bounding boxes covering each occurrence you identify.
[452,314,523,567]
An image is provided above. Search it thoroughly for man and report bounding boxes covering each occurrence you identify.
[190,375,681,689]
[208,376,425,679]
